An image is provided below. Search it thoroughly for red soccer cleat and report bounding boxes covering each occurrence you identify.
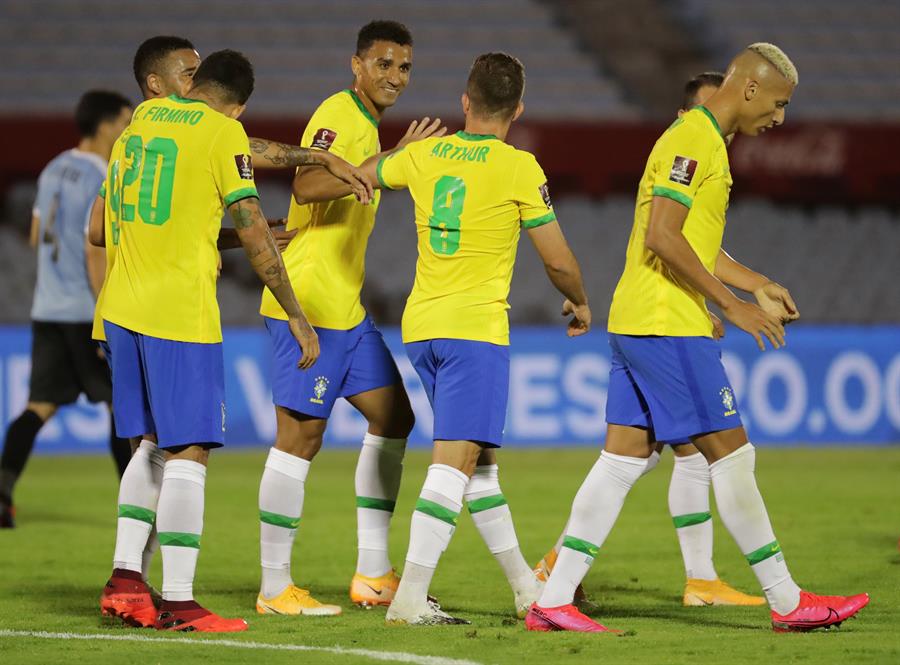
[155,600,248,632]
[525,603,619,633]
[100,570,157,628]
[771,590,870,632]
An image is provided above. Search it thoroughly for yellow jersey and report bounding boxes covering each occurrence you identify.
[376,131,556,345]
[101,95,258,343]
[91,181,117,342]
[608,106,732,337]
[259,89,381,329]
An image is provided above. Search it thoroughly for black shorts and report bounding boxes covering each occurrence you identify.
[28,321,112,405]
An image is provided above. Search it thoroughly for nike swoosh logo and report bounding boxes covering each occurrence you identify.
[361,583,383,596]
[780,607,839,627]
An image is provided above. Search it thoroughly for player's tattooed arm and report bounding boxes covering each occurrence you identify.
[229,197,319,368]
[217,218,294,252]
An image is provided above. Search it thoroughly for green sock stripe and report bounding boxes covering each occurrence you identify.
[562,535,600,559]
[157,532,201,549]
[672,511,712,529]
[467,494,507,514]
[356,497,396,513]
[259,510,301,529]
[414,498,459,526]
[746,540,781,566]
[117,504,156,525]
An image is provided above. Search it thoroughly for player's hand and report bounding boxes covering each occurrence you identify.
[722,298,785,351]
[317,151,373,205]
[396,117,447,149]
[288,316,319,370]
[753,281,799,324]
[265,218,297,251]
[710,311,725,340]
[562,299,591,337]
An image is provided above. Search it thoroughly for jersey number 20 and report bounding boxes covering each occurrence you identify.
[113,135,178,228]
[428,176,465,255]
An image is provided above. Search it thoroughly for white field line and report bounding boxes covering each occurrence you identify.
[0,629,487,665]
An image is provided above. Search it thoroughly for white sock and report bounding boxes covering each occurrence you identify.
[393,464,468,611]
[142,525,159,583]
[709,443,801,615]
[355,433,405,577]
[641,450,661,477]
[156,459,206,602]
[259,447,310,599]
[539,451,647,608]
[669,452,717,581]
[113,440,164,574]
[465,465,534,593]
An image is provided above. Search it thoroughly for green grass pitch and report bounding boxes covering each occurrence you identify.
[1,447,898,664]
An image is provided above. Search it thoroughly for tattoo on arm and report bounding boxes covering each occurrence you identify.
[229,199,256,229]
[249,138,324,168]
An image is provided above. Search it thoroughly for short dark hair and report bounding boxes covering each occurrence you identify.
[681,71,725,110]
[356,20,413,56]
[191,49,255,106]
[466,53,525,119]
[75,90,132,137]
[133,36,195,96]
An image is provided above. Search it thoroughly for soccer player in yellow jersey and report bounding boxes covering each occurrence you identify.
[528,44,869,634]
[255,21,445,616]
[534,72,766,609]
[367,53,590,625]
[100,50,318,633]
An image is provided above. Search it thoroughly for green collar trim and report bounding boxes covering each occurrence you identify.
[696,105,722,136]
[168,94,208,107]
[456,130,497,141]
[344,89,379,128]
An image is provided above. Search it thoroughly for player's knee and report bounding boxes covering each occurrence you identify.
[25,402,57,422]
[276,431,323,461]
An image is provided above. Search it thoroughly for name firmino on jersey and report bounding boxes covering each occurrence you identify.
[143,106,205,126]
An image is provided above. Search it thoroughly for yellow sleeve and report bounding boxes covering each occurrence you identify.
[650,121,713,209]
[515,152,556,229]
[211,120,259,207]
[376,146,412,191]
[301,98,355,160]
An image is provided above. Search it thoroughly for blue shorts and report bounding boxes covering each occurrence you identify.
[605,333,741,443]
[104,321,225,449]
[406,339,509,447]
[265,315,401,419]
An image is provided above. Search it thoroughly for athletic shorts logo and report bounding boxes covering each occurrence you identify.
[234,154,254,180]
[539,182,552,208]
[221,401,227,432]
[669,156,698,186]
[311,128,338,151]
[720,387,736,416]
[310,376,329,405]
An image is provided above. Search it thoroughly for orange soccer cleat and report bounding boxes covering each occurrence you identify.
[350,569,401,608]
[771,590,869,632]
[155,600,248,632]
[100,570,158,628]
[683,578,766,606]
[533,548,597,612]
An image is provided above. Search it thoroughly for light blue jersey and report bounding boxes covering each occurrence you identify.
[31,149,106,322]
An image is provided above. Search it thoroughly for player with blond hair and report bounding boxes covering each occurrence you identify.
[527,44,869,633]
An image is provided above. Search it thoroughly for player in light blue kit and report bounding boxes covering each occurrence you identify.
[0,90,133,528]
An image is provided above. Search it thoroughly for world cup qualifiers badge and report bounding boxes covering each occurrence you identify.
[720,387,737,416]
[310,376,329,405]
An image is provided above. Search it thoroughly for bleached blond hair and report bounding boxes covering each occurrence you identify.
[747,42,799,85]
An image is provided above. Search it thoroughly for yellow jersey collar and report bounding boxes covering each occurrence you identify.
[696,105,723,137]
[344,89,379,128]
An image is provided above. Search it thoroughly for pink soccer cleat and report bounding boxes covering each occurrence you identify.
[525,603,619,633]
[771,590,869,632]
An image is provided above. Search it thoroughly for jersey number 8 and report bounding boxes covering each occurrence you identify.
[428,175,465,255]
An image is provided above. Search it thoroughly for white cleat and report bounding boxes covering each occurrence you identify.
[385,599,470,626]
[514,574,546,619]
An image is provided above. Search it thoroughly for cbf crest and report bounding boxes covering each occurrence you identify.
[720,387,737,416]
[310,376,329,405]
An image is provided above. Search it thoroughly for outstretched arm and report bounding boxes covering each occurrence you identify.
[645,196,784,349]
[228,197,319,369]
[526,221,591,337]
[248,137,372,204]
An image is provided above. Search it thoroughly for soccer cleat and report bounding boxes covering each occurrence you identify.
[350,569,401,608]
[771,590,869,633]
[257,584,342,616]
[99,572,157,628]
[683,578,766,606]
[525,603,619,633]
[385,599,470,626]
[0,502,14,529]
[155,601,248,632]
[533,548,598,613]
